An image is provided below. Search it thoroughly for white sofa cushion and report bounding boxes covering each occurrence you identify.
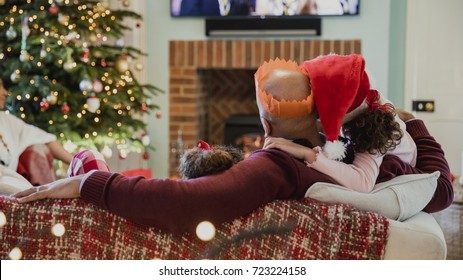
[305,172,439,221]
[0,165,33,195]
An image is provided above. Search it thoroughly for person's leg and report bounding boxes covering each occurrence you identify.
[66,150,110,177]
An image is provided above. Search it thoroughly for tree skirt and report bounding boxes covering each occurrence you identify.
[0,197,388,260]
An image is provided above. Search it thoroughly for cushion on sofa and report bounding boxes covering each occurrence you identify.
[305,172,439,221]
[0,165,33,195]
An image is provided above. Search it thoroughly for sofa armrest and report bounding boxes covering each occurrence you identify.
[384,212,447,259]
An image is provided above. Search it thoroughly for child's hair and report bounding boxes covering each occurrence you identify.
[178,142,244,179]
[342,105,403,155]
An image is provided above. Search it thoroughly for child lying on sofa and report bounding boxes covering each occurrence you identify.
[178,140,244,179]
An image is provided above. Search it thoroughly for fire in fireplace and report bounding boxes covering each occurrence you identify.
[224,114,264,157]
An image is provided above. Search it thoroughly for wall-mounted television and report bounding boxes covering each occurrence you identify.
[171,0,360,17]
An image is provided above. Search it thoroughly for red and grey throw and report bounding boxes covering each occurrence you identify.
[0,197,389,260]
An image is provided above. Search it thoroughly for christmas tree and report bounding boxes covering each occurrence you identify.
[0,0,162,157]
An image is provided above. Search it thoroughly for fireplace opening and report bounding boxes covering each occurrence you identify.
[224,114,264,157]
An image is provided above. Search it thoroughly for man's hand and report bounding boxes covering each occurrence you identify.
[395,108,416,122]
[11,175,84,203]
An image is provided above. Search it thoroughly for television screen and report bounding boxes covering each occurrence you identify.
[171,0,359,17]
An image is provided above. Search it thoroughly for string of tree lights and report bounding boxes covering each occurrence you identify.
[0,0,162,158]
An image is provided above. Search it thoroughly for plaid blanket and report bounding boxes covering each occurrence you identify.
[0,197,389,260]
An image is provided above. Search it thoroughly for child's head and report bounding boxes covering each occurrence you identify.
[300,54,403,159]
[342,102,403,155]
[178,140,244,179]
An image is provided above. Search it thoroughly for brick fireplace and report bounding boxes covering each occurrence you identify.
[169,39,361,176]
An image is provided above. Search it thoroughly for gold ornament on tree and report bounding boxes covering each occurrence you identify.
[115,55,129,73]
[79,79,93,92]
[46,93,58,105]
[101,0,110,8]
[135,62,144,71]
[10,71,20,83]
[86,95,100,113]
[92,79,103,93]
[63,59,76,71]
[88,33,98,43]
[63,48,76,71]
[6,25,17,40]
[19,51,30,62]
[115,38,125,48]
[141,133,150,146]
[58,13,69,25]
[40,47,47,58]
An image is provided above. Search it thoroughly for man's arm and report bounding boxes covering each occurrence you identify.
[378,118,454,213]
[79,149,337,233]
[407,119,454,212]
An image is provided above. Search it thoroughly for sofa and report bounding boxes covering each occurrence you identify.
[0,147,447,260]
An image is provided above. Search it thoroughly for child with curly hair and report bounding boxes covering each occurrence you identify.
[260,55,417,193]
[178,140,244,179]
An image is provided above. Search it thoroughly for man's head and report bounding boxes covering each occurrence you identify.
[254,59,320,145]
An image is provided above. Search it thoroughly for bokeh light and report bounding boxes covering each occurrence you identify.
[195,221,216,241]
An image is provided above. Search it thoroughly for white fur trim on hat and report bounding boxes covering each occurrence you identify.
[323,140,346,161]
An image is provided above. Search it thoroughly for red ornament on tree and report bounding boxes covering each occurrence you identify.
[61,103,70,114]
[81,49,90,62]
[156,111,161,119]
[40,100,49,111]
[140,104,147,112]
[49,4,58,14]
[142,152,149,160]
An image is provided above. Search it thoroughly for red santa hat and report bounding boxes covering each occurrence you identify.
[300,54,379,160]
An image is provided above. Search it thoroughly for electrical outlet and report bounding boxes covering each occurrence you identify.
[412,100,435,112]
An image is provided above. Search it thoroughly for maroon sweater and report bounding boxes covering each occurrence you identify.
[81,120,453,233]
